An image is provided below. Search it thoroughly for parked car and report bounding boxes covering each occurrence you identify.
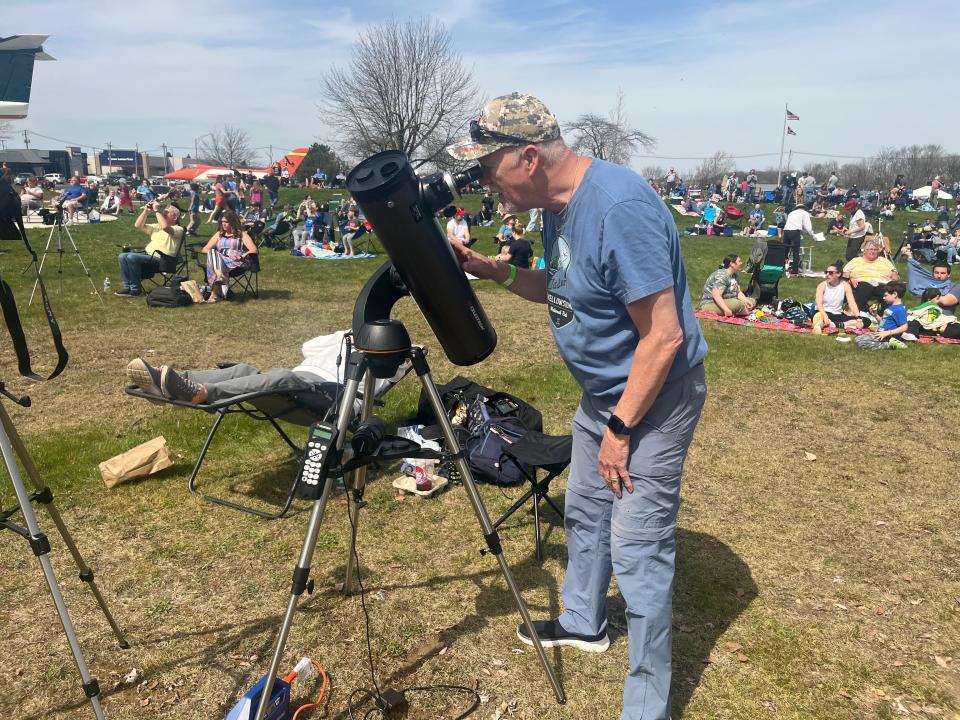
[13,173,34,186]
[80,175,102,185]
[104,173,130,185]
[43,172,64,184]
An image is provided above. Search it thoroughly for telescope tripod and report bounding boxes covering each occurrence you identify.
[253,331,565,720]
[27,211,102,305]
[0,386,128,720]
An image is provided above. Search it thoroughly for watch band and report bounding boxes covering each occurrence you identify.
[607,413,630,435]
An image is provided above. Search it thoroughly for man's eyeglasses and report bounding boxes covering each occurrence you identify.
[469,119,531,147]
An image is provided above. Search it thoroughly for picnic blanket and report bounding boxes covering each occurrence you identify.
[695,310,960,344]
[669,204,699,217]
[297,246,377,260]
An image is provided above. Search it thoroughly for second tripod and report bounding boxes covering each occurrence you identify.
[27,205,102,305]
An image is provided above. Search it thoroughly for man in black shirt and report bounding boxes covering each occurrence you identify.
[498,225,533,268]
[263,173,280,208]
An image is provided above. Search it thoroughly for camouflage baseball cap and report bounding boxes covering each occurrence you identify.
[446,92,561,161]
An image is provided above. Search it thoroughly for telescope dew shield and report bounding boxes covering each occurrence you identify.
[347,151,497,366]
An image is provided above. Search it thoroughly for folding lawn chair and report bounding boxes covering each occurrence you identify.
[724,204,745,229]
[745,239,787,304]
[125,338,413,519]
[492,431,570,561]
[188,244,260,299]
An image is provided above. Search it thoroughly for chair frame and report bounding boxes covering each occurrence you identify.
[189,245,261,299]
[125,383,340,519]
[491,432,570,561]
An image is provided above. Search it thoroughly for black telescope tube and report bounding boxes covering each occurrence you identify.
[347,151,497,366]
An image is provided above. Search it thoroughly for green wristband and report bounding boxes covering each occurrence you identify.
[500,263,518,287]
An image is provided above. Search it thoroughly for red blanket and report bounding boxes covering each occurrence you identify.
[694,311,960,344]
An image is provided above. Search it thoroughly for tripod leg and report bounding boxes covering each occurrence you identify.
[0,404,129,648]
[61,224,104,303]
[344,364,376,594]
[28,223,58,306]
[411,349,566,704]
[253,376,361,720]
[0,421,107,720]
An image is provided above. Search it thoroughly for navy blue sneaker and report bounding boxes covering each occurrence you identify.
[516,619,609,652]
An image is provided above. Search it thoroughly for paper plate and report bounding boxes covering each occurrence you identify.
[836,336,852,343]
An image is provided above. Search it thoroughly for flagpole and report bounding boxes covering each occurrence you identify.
[777,102,787,187]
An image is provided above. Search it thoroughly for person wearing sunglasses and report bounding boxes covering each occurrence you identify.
[446,92,707,720]
[812,262,865,332]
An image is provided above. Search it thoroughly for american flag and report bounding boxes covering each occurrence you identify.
[786,109,800,121]
[787,126,797,136]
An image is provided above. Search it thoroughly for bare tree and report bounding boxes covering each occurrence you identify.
[0,121,12,149]
[198,125,258,167]
[320,17,481,169]
[689,151,735,188]
[566,90,656,167]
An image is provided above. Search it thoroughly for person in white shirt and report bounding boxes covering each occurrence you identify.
[843,199,867,260]
[782,202,816,276]
[445,208,471,246]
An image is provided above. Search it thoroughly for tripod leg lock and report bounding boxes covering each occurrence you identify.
[79,568,94,583]
[481,530,503,557]
[291,565,313,596]
[82,678,101,699]
[28,531,51,557]
[32,486,54,505]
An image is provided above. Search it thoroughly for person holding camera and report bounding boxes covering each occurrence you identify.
[114,202,185,296]
[446,92,707,720]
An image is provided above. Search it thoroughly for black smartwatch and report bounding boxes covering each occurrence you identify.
[607,414,631,435]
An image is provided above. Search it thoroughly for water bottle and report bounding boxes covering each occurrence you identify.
[103,277,111,292]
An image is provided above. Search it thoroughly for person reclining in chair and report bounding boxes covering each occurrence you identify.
[114,202,185,297]
[125,331,406,407]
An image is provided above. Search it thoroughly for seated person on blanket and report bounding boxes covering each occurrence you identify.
[904,289,960,340]
[842,240,898,312]
[699,254,755,317]
[124,331,405,407]
[743,204,765,235]
[855,282,908,350]
[812,262,867,332]
[828,215,846,235]
[201,210,257,303]
[902,248,952,298]
[496,225,533,269]
[115,202,185,297]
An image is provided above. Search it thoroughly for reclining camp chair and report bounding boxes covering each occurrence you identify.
[125,333,412,519]
[745,239,787,304]
[724,204,745,229]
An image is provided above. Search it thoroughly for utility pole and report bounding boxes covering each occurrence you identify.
[269,144,273,164]
[106,142,112,173]
[23,129,30,149]
[161,143,168,174]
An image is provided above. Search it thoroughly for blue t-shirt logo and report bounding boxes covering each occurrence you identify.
[547,234,574,328]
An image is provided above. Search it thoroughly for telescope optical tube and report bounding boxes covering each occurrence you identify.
[347,151,497,366]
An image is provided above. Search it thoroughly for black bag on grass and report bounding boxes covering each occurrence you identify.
[146,285,192,308]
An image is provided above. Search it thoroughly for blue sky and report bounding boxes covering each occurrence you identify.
[6,0,959,173]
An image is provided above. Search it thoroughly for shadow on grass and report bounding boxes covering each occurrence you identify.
[671,529,757,717]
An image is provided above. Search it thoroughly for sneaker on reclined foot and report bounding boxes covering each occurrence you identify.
[516,619,609,652]
[160,366,208,404]
[126,358,163,397]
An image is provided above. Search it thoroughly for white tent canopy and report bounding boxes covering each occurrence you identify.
[912,185,953,201]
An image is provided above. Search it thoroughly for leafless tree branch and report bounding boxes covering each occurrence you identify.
[198,125,258,167]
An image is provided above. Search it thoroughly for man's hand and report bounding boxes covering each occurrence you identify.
[722,306,734,317]
[744,297,756,310]
[597,430,632,499]
[450,238,502,281]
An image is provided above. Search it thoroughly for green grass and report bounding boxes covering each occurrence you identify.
[0,189,958,720]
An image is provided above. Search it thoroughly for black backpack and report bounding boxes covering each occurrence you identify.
[145,285,192,308]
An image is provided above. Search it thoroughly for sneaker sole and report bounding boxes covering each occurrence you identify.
[516,628,610,653]
[126,360,164,404]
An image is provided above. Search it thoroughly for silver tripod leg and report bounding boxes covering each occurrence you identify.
[344,366,376,594]
[253,374,362,720]
[0,404,128,648]
[0,419,107,720]
[411,348,566,704]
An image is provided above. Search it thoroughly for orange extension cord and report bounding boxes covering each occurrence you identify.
[285,659,329,719]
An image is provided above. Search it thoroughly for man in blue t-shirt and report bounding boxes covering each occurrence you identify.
[448,93,707,720]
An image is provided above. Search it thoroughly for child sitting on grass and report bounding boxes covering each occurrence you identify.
[855,281,908,349]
